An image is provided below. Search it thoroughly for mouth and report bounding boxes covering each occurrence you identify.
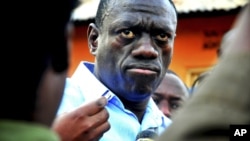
[125,65,160,75]
[127,68,157,75]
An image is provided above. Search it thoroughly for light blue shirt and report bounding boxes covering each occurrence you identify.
[57,61,172,141]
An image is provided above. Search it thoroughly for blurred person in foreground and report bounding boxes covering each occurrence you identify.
[52,0,178,140]
[156,2,250,141]
[152,70,190,119]
[0,0,110,141]
[0,0,73,139]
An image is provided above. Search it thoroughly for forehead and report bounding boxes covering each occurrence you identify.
[162,74,183,88]
[157,74,188,96]
[103,0,177,27]
[121,0,172,13]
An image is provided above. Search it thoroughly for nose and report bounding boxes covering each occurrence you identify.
[159,104,171,118]
[132,34,158,59]
[160,106,171,118]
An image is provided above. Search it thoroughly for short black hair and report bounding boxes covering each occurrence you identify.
[95,0,178,29]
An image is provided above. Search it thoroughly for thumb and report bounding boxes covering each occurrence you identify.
[96,96,108,107]
[78,96,108,116]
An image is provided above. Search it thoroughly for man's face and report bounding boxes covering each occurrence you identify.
[93,0,177,102]
[152,73,189,118]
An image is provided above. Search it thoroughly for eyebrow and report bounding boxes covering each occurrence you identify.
[153,93,164,98]
[153,93,183,101]
[110,19,140,29]
[169,97,182,101]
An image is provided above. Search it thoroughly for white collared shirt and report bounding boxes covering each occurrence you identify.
[57,61,172,141]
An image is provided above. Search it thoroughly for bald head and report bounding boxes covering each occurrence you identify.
[152,71,189,118]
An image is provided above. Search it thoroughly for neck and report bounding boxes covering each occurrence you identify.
[118,96,150,123]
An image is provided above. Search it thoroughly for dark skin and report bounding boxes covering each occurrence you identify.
[52,97,110,141]
[88,0,177,122]
[52,1,177,141]
[152,73,189,119]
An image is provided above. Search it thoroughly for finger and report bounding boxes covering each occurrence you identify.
[79,107,109,131]
[89,107,109,128]
[83,120,111,141]
[78,96,108,116]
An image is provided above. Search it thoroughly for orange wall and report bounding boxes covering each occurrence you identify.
[69,14,237,87]
[68,25,93,76]
[169,14,237,86]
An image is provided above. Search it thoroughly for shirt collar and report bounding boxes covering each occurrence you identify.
[71,61,114,102]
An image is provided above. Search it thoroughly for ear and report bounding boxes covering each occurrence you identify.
[87,23,99,56]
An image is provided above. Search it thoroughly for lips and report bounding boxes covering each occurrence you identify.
[125,65,160,75]
[127,68,157,75]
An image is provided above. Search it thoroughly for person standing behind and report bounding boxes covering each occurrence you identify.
[152,70,190,119]
[52,0,178,141]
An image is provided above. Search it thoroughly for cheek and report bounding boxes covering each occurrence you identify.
[162,46,173,65]
[38,69,66,107]
[97,39,124,65]
[35,66,67,125]
[111,38,122,49]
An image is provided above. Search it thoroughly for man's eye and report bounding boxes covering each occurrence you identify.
[155,33,168,41]
[170,103,180,110]
[121,30,135,39]
[152,95,161,104]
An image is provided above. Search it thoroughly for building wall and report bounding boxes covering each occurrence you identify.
[68,13,237,87]
[169,14,237,87]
